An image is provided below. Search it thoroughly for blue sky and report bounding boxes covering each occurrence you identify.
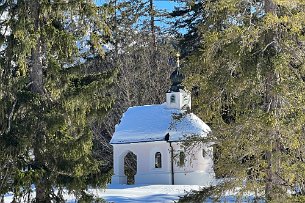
[95,0,187,34]
[95,0,181,12]
[151,1,180,11]
[95,0,186,33]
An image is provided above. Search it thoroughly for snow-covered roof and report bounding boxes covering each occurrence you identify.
[110,103,211,144]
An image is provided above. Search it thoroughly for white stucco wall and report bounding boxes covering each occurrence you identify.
[111,141,215,186]
[166,91,191,110]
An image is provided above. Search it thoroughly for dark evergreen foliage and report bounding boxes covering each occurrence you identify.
[0,0,115,201]
[169,0,204,56]
[183,0,305,201]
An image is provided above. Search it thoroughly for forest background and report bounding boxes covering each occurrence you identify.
[1,0,305,202]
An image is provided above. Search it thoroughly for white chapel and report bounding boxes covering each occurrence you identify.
[110,57,215,185]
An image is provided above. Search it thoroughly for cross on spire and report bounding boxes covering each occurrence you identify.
[169,52,184,92]
[176,52,180,68]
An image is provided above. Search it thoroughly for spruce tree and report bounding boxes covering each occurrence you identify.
[183,0,305,202]
[169,0,204,56]
[0,1,114,202]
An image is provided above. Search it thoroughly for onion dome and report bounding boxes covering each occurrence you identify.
[170,53,184,92]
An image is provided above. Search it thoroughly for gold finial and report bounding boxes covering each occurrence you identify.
[176,52,180,68]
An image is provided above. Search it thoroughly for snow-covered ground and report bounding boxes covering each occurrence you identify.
[5,184,260,202]
[88,184,202,203]
[95,185,256,203]
[4,184,202,203]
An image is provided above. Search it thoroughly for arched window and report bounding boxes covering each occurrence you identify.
[170,94,175,103]
[202,149,207,157]
[155,152,162,168]
[179,151,185,167]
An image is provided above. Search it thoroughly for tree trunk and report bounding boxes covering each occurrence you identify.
[264,0,277,200]
[265,145,273,201]
[30,1,48,202]
[264,72,276,201]
[114,0,118,54]
[149,0,158,91]
[30,0,44,95]
[149,0,156,49]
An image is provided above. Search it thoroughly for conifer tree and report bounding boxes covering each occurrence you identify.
[183,0,305,201]
[169,0,204,56]
[0,1,114,202]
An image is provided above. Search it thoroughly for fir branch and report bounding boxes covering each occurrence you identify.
[5,99,16,135]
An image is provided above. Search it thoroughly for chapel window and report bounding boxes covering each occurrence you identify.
[170,95,175,103]
[179,151,185,167]
[155,152,162,168]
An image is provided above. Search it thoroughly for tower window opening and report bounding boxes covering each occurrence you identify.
[170,95,175,103]
[202,149,207,157]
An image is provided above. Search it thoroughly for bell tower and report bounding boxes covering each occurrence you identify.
[166,53,191,110]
